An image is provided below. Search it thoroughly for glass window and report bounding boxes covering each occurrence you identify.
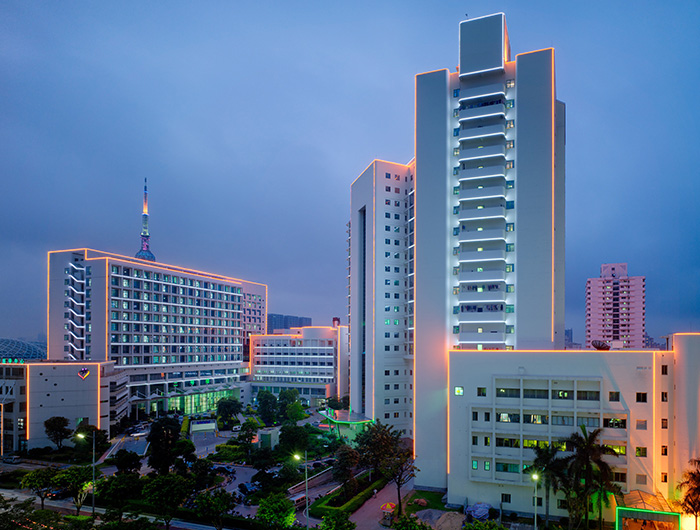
[454,386,464,396]
[636,392,647,403]
[636,447,647,457]
[477,387,486,397]
[609,391,620,402]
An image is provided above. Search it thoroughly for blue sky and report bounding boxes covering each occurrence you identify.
[1,1,699,342]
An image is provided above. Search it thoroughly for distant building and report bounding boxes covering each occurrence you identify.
[250,322,349,407]
[564,328,582,349]
[585,263,645,349]
[267,314,312,333]
[644,331,666,350]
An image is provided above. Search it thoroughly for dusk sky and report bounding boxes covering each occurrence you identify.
[1,1,699,343]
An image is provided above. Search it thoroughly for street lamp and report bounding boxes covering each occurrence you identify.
[532,473,539,530]
[76,432,96,518]
[294,450,309,530]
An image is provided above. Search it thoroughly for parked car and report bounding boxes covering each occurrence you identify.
[47,488,70,499]
[238,482,259,495]
[2,455,20,464]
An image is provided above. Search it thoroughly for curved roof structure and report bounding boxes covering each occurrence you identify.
[0,338,46,360]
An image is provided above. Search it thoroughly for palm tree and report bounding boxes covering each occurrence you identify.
[533,443,563,529]
[591,465,621,530]
[678,459,700,530]
[564,426,617,530]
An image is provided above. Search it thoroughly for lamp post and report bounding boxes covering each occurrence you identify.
[294,450,309,530]
[532,473,539,530]
[77,432,96,518]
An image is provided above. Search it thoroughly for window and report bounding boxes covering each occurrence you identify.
[614,472,627,483]
[636,393,647,403]
[385,186,391,192]
[506,180,514,189]
[577,391,600,401]
[553,390,573,400]
[506,119,515,129]
[661,445,668,456]
[661,473,668,483]
[608,445,627,456]
[506,79,515,88]
[505,304,514,313]
[506,243,515,252]
[506,140,514,149]
[506,200,515,210]
[472,411,479,421]
[661,391,668,402]
[661,364,668,375]
[472,460,478,470]
[454,386,464,396]
[484,461,490,471]
[506,160,514,169]
[453,167,460,175]
[609,391,620,402]
[506,222,515,232]
[453,89,460,98]
[506,284,515,293]
[636,420,647,430]
[533,497,543,507]
[506,99,514,108]
[496,388,520,398]
[472,436,478,446]
[501,494,511,503]
[495,462,519,473]
[557,499,568,510]
[636,474,647,485]
[477,387,486,397]
[661,418,668,429]
[484,436,490,446]
[636,447,647,457]
[453,128,460,137]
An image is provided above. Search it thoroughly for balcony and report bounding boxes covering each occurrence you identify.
[459,331,505,343]
[460,123,507,141]
[459,290,506,303]
[459,165,506,182]
[458,249,506,263]
[459,311,506,323]
[458,229,506,243]
[459,103,505,122]
[459,144,506,162]
[459,83,506,102]
[459,206,506,221]
[459,269,506,283]
[460,185,506,201]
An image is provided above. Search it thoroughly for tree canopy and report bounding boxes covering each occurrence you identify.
[257,390,278,426]
[256,492,296,529]
[678,459,700,530]
[20,468,57,510]
[54,465,95,515]
[195,488,238,530]
[143,474,193,530]
[146,417,182,474]
[43,416,71,450]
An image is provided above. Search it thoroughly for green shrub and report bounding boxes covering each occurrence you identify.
[180,417,190,436]
[309,476,387,519]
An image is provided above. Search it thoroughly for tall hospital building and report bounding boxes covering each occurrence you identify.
[47,183,267,417]
[350,11,564,467]
[350,14,700,525]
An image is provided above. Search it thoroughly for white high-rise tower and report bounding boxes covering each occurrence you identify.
[350,13,565,489]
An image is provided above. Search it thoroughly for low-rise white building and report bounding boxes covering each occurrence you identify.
[250,323,349,407]
[445,333,700,521]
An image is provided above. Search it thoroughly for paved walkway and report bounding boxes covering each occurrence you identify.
[350,478,414,530]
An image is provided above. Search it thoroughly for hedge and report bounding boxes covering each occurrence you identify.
[126,500,265,530]
[309,476,388,519]
[180,417,190,437]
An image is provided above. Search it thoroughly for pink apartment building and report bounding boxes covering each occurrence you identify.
[585,263,646,348]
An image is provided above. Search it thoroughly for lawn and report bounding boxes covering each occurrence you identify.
[403,489,457,516]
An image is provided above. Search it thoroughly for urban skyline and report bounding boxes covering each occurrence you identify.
[1,2,699,343]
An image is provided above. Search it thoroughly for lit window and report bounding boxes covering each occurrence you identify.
[454,386,464,396]
[661,392,668,402]
[506,223,515,232]
[661,418,668,429]
[484,461,490,471]
[506,99,514,109]
[472,460,478,470]
[453,147,460,156]
[636,447,647,457]
[506,140,514,149]
[661,473,668,483]
[506,119,515,129]
[506,161,514,169]
[477,387,486,396]
[505,264,515,273]
[453,89,460,98]
[661,445,668,456]
[506,79,515,88]
[506,243,515,252]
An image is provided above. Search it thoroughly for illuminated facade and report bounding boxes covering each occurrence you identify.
[446,333,700,523]
[47,248,267,416]
[586,263,646,349]
[251,323,349,407]
[0,360,126,452]
[350,160,415,436]
[350,13,565,488]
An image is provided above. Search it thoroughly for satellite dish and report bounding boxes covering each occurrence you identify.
[592,340,610,351]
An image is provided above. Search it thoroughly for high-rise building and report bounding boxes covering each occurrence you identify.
[267,313,313,333]
[349,13,565,488]
[585,263,645,349]
[47,185,267,415]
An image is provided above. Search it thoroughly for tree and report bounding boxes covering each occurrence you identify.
[591,465,621,530]
[256,492,295,529]
[532,443,563,529]
[279,424,309,455]
[286,401,305,423]
[392,515,434,530]
[44,416,71,450]
[563,426,616,530]
[354,420,402,478]
[100,473,143,522]
[318,510,357,530]
[113,449,142,475]
[191,458,216,490]
[251,446,277,473]
[333,444,360,501]
[195,488,238,530]
[54,465,94,515]
[238,418,259,446]
[20,467,57,509]
[146,417,181,474]
[216,397,243,428]
[0,495,37,530]
[677,459,700,530]
[277,389,299,421]
[257,390,278,426]
[327,396,344,410]
[143,474,192,530]
[380,447,416,517]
